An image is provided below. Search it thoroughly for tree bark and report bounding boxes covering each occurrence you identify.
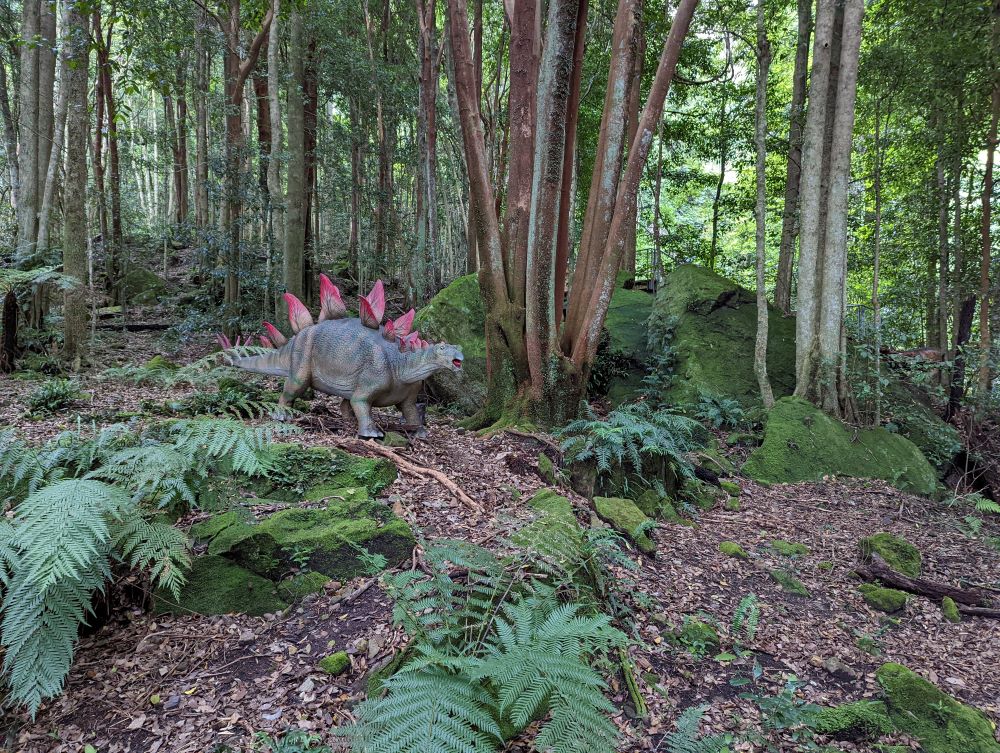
[63,0,89,366]
[36,0,55,216]
[753,0,774,409]
[622,17,645,277]
[859,554,990,607]
[0,50,18,209]
[16,0,40,258]
[284,7,306,304]
[194,6,210,229]
[37,2,72,254]
[91,8,108,249]
[978,52,999,409]
[774,0,811,314]
[267,0,284,312]
[709,87,727,271]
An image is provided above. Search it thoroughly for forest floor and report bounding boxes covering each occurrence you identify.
[2,312,1000,753]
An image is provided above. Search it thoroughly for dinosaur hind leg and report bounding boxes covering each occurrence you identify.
[350,396,384,439]
[278,346,312,408]
[400,394,428,439]
[340,398,358,429]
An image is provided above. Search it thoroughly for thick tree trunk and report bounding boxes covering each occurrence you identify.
[37,5,72,255]
[92,9,108,249]
[0,290,16,373]
[284,8,306,303]
[63,0,89,366]
[622,19,645,277]
[194,7,210,229]
[465,0,483,276]
[267,0,284,312]
[16,0,40,258]
[753,1,774,409]
[774,0,811,314]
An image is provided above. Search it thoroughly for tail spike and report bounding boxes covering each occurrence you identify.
[283,293,314,334]
[359,280,385,329]
[216,333,232,350]
[260,335,275,348]
[319,274,348,321]
[263,321,288,348]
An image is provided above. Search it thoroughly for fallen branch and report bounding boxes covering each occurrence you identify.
[332,437,482,513]
[956,605,1000,618]
[859,553,990,606]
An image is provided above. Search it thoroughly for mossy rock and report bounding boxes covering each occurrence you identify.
[318,651,351,676]
[380,431,409,448]
[226,498,414,580]
[278,571,331,601]
[817,561,835,571]
[256,443,397,501]
[593,496,656,554]
[743,397,939,496]
[770,568,811,597]
[876,662,1000,753]
[860,532,922,578]
[414,274,486,414]
[719,480,740,496]
[601,287,655,404]
[724,498,741,512]
[882,380,962,471]
[302,484,371,505]
[770,540,809,558]
[634,489,693,525]
[154,555,288,616]
[719,541,748,559]
[512,489,584,568]
[189,510,248,541]
[816,700,895,739]
[675,618,720,654]
[682,479,724,511]
[651,265,797,408]
[859,584,909,613]
[941,596,961,623]
[143,355,178,371]
[537,453,558,485]
[121,266,168,304]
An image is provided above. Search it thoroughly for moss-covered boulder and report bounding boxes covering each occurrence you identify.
[876,662,1000,753]
[254,443,397,502]
[537,453,558,485]
[225,498,414,580]
[882,380,962,471]
[860,532,922,578]
[511,489,584,567]
[121,266,168,304]
[650,264,796,408]
[318,651,351,676]
[770,540,809,557]
[155,555,288,616]
[278,571,331,601]
[941,596,961,623]
[593,496,656,554]
[414,274,486,414]
[719,541,748,559]
[743,397,938,496]
[601,287,655,404]
[859,584,909,613]
[682,479,725,511]
[816,700,895,739]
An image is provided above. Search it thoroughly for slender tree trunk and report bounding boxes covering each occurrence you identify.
[267,0,284,314]
[936,140,950,360]
[709,89,727,271]
[872,99,885,425]
[347,98,361,275]
[302,38,318,268]
[775,0,811,314]
[16,0,41,258]
[465,0,483,275]
[978,53,1000,408]
[91,9,108,250]
[37,4,72,254]
[63,0,89,366]
[194,6,210,230]
[36,0,55,215]
[0,55,19,208]
[622,16,645,277]
[753,1,774,409]
[284,7,306,303]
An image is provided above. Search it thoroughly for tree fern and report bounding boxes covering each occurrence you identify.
[112,513,191,599]
[163,417,298,476]
[656,705,732,753]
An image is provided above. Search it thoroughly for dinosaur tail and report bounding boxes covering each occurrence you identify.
[229,344,292,377]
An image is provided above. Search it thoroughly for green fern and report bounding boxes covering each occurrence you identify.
[112,513,191,599]
[657,705,732,753]
[731,593,760,645]
[972,494,1000,515]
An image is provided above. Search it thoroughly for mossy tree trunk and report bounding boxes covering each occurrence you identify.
[447,0,698,429]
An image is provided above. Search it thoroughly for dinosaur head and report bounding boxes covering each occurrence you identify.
[431,342,464,373]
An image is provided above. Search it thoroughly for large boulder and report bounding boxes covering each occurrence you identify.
[121,266,168,305]
[876,662,1000,753]
[599,287,655,404]
[415,274,487,414]
[651,264,796,408]
[743,397,939,496]
[252,443,397,502]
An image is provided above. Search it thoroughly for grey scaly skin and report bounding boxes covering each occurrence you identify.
[229,318,464,439]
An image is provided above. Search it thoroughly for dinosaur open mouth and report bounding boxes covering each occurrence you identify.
[452,359,463,369]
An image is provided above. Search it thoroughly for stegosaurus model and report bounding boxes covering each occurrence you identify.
[220,276,464,439]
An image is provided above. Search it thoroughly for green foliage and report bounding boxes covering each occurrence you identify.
[253,729,331,753]
[675,616,720,658]
[26,379,86,416]
[731,594,760,645]
[558,402,699,488]
[742,677,821,746]
[155,379,278,419]
[343,540,626,753]
[815,700,894,739]
[693,391,746,430]
[658,705,733,753]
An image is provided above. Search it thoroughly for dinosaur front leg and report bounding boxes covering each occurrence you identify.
[274,358,311,419]
[350,396,384,439]
[400,395,428,439]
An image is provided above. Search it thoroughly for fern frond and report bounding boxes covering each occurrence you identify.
[974,496,1000,515]
[112,514,191,600]
[660,704,732,753]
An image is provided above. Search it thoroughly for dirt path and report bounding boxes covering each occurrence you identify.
[3,357,999,752]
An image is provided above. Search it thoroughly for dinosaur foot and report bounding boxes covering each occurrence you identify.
[357,427,385,440]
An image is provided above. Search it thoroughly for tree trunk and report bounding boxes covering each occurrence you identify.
[194,6,210,229]
[36,0,56,218]
[267,0,284,313]
[774,0,811,314]
[37,3,72,255]
[63,0,89,366]
[16,0,40,258]
[465,0,483,275]
[0,53,19,209]
[978,43,1000,409]
[872,99,885,425]
[709,90,727,272]
[92,9,108,250]
[753,0,774,409]
[284,7,306,304]
[935,140,950,361]
[302,38,319,266]
[622,17,645,277]
[0,290,16,373]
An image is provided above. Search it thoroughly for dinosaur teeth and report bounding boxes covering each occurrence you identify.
[284,293,315,334]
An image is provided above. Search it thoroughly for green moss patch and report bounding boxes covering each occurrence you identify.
[511,489,584,567]
[537,453,557,485]
[122,266,168,304]
[860,532,922,578]
[414,274,487,414]
[877,662,1000,753]
[770,569,811,597]
[682,480,724,511]
[770,540,809,557]
[302,484,371,505]
[154,556,288,616]
[319,651,351,676]
[941,596,961,623]
[258,443,397,502]
[226,498,414,580]
[816,700,895,739]
[859,584,909,613]
[719,541,748,559]
[278,571,331,601]
[743,397,938,496]
[593,496,656,554]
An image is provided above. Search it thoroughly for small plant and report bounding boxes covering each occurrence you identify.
[654,704,733,753]
[26,379,85,416]
[741,676,820,749]
[253,729,331,753]
[969,492,1000,515]
[693,391,745,430]
[731,593,760,647]
[957,515,984,538]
